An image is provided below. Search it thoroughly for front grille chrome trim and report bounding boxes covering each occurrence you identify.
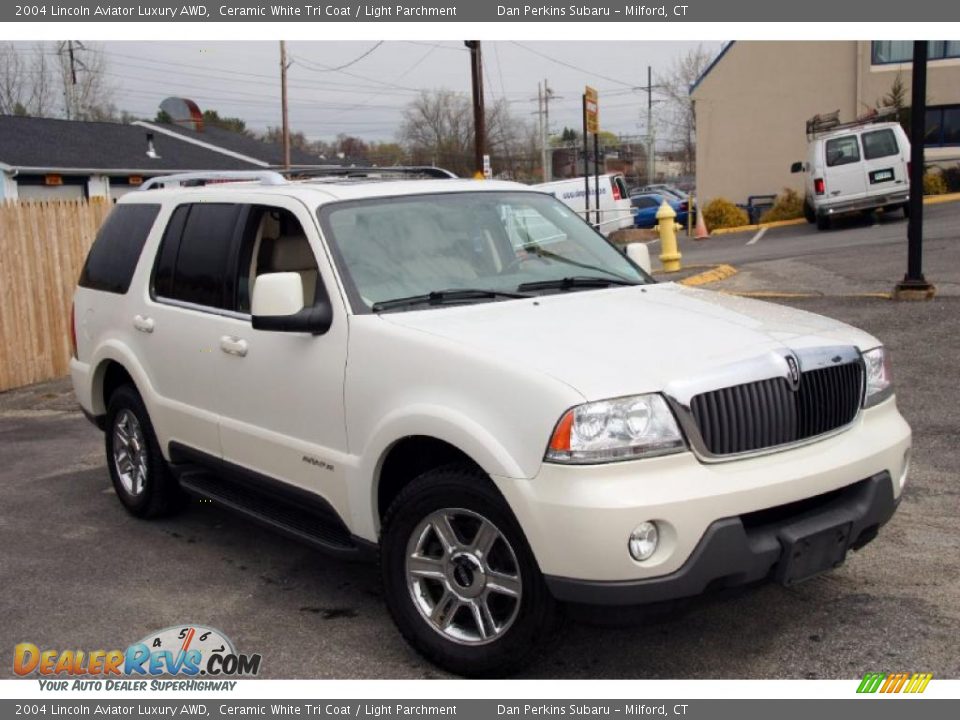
[664,346,865,464]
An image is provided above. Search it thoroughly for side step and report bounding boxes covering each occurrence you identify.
[169,443,369,560]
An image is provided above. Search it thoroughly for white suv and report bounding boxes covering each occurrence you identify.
[70,170,911,676]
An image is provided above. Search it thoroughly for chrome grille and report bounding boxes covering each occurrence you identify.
[689,361,864,456]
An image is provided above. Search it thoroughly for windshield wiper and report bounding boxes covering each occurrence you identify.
[521,243,637,283]
[371,288,532,313]
[517,275,641,293]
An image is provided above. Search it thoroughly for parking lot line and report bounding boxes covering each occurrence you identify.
[746,227,767,246]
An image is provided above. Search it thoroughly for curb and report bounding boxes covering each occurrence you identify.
[710,218,806,237]
[678,264,738,287]
[719,290,894,300]
[924,192,960,206]
[703,192,960,238]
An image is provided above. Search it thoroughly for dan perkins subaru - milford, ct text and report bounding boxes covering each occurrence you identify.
[498,5,690,16]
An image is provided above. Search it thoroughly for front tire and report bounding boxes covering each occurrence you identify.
[380,466,557,677]
[105,384,185,518]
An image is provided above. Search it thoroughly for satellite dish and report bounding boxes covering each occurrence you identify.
[159,97,204,132]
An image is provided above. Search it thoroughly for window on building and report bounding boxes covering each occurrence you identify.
[872,41,960,65]
[925,106,960,147]
[826,136,861,167]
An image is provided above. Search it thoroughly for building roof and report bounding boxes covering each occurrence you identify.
[134,120,321,167]
[689,41,736,97]
[0,115,261,174]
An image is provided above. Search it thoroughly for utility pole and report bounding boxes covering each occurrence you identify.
[465,41,485,178]
[635,66,663,184]
[279,41,291,171]
[59,41,82,120]
[532,79,560,182]
[644,66,655,184]
[894,40,936,300]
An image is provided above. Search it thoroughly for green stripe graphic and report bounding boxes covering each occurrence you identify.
[857,672,887,693]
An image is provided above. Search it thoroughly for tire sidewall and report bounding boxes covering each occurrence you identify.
[104,385,168,517]
[380,469,555,677]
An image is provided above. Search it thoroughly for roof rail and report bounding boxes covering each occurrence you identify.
[805,107,898,139]
[139,170,288,191]
[285,165,458,180]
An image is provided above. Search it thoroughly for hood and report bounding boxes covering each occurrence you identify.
[379,283,878,401]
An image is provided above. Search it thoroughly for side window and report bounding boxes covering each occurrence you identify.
[78,204,160,294]
[238,206,320,313]
[825,136,861,167]
[153,203,242,310]
[862,129,899,160]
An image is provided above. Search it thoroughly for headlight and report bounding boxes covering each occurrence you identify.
[545,394,686,464]
[862,346,893,408]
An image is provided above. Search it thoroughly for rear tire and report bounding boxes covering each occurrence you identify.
[105,385,186,519]
[902,203,910,219]
[816,213,831,231]
[380,465,558,677]
[803,200,816,224]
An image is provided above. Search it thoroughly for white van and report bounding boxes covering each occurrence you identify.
[792,117,910,231]
[532,173,634,236]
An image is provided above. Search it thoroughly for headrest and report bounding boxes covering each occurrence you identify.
[270,235,315,271]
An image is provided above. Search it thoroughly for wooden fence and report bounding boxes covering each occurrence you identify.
[0,200,113,392]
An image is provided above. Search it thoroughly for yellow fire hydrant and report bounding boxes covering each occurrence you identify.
[656,200,683,273]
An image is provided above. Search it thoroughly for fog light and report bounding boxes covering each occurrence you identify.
[628,522,659,561]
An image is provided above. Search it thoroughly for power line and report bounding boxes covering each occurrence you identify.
[301,41,384,72]
[509,42,635,88]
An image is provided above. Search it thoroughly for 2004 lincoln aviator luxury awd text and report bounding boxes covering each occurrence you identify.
[70,169,911,676]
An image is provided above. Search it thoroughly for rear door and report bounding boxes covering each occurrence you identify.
[822,134,866,204]
[136,202,246,459]
[860,126,908,200]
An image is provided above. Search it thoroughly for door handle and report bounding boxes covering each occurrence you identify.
[133,315,155,333]
[219,336,248,357]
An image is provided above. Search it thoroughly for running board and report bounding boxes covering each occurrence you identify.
[170,443,370,561]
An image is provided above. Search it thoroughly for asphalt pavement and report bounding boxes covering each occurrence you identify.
[1,209,958,679]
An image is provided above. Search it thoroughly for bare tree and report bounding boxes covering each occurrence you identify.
[398,89,536,178]
[0,42,55,116]
[56,42,118,121]
[658,44,718,177]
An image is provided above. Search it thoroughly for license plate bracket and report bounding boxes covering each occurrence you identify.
[776,522,852,586]
[870,168,894,184]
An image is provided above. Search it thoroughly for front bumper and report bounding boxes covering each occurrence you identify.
[492,397,910,599]
[546,471,897,605]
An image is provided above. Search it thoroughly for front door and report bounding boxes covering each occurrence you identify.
[211,196,351,520]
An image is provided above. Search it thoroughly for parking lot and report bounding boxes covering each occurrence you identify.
[2,206,959,679]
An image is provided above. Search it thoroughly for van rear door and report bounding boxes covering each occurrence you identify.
[823,134,867,205]
[860,126,907,201]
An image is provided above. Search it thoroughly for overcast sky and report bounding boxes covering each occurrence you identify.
[54,40,723,143]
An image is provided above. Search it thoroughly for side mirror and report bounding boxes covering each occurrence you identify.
[790,161,804,174]
[625,242,652,274]
[251,272,332,335]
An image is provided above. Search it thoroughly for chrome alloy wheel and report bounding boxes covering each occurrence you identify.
[112,409,148,496]
[406,508,523,646]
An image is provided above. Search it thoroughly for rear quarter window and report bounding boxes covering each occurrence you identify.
[862,128,900,160]
[825,136,861,167]
[78,204,161,294]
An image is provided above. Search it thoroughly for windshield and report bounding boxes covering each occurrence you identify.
[318,191,651,312]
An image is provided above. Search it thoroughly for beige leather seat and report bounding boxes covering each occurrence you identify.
[264,235,319,306]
